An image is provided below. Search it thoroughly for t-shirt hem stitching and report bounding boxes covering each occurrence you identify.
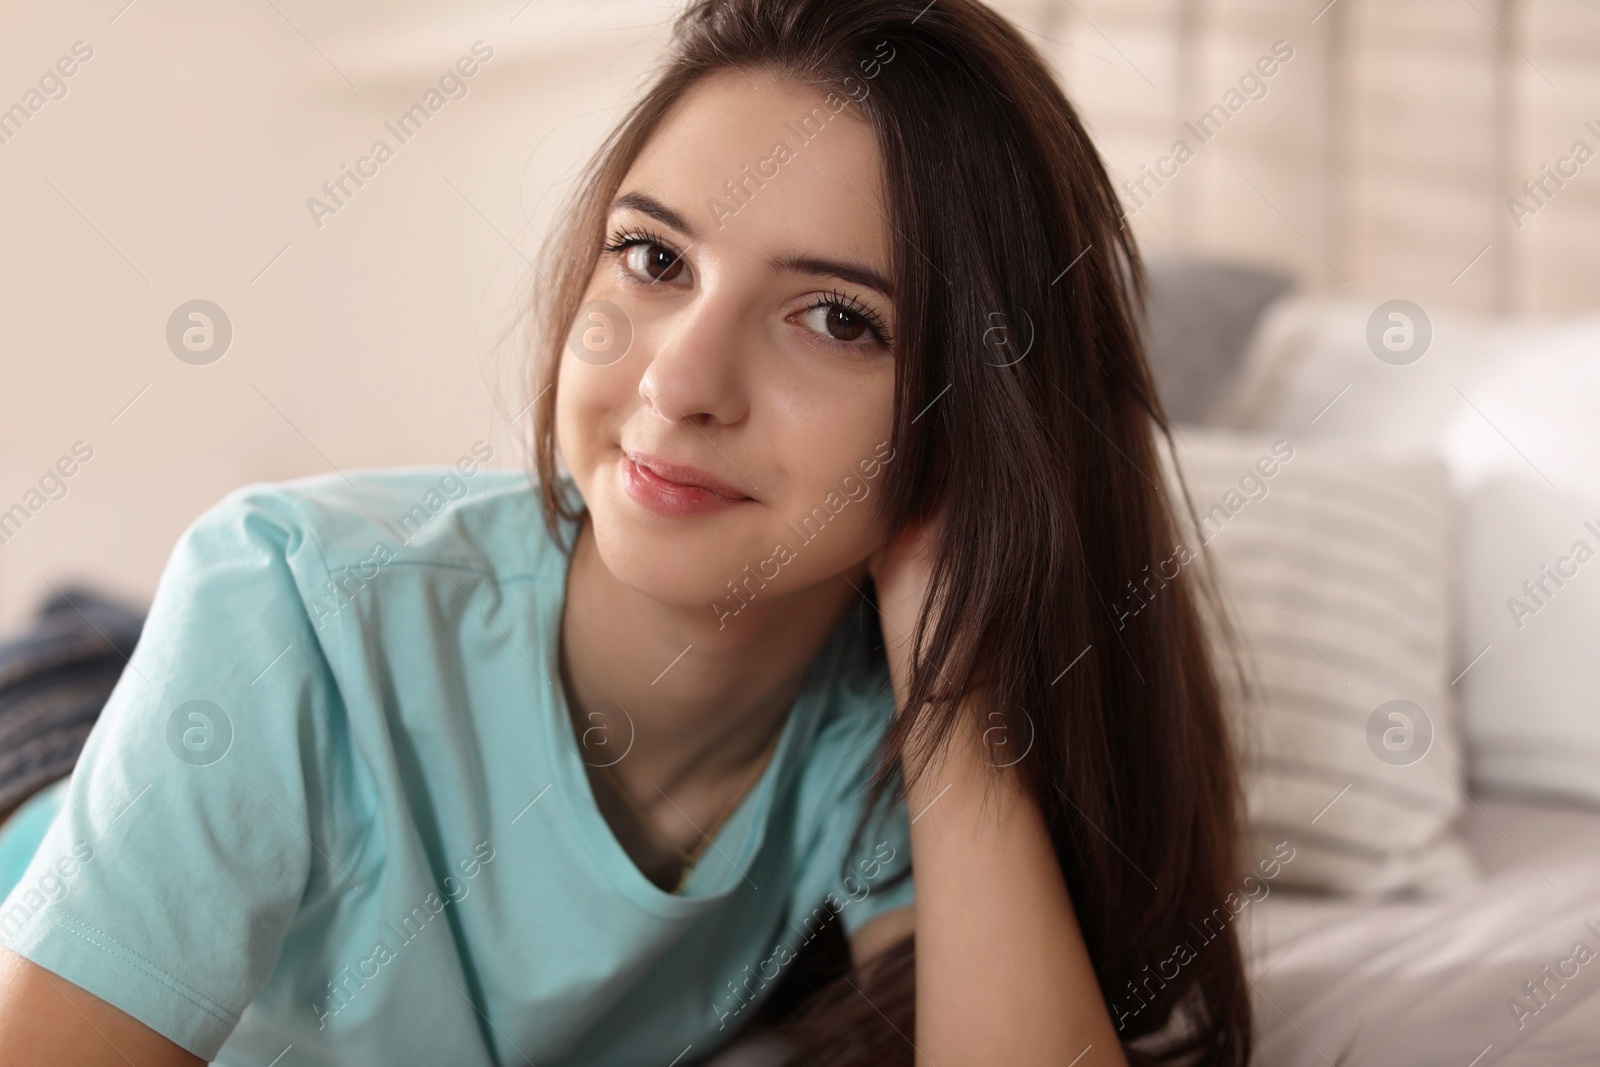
[18,909,240,1027]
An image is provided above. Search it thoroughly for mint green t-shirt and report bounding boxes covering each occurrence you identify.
[0,468,913,1065]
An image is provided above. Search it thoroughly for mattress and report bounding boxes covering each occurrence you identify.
[1244,791,1600,1066]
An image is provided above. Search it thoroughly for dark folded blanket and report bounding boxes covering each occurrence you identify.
[0,585,145,821]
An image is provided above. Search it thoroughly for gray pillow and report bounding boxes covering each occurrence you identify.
[1140,255,1297,426]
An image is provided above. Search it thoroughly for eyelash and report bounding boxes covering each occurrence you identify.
[599,226,893,351]
[601,225,680,272]
[801,288,894,350]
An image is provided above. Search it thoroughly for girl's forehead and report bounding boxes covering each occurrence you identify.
[617,71,892,275]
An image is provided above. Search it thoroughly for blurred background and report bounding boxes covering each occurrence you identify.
[1,0,1597,627]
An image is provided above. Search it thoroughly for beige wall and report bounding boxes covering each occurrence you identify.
[0,1,665,630]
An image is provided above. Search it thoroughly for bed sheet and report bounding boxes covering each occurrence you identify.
[1244,792,1600,1066]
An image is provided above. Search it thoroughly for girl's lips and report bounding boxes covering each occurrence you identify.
[619,454,752,518]
[622,450,749,499]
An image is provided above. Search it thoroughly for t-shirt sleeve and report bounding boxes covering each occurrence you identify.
[791,689,915,943]
[0,485,343,1059]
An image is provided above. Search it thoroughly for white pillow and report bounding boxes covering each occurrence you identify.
[1220,298,1600,810]
[1165,429,1478,897]
[1456,474,1600,806]
[1444,336,1600,807]
[1219,296,1531,460]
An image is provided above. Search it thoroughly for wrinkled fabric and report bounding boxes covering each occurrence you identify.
[0,468,913,1066]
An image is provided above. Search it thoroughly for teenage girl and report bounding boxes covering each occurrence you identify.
[0,1,1252,1064]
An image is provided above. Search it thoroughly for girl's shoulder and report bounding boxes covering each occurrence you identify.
[155,463,582,678]
[210,463,578,589]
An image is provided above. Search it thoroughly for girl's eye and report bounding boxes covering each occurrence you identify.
[622,242,687,284]
[795,291,893,351]
[798,304,869,344]
[602,227,689,285]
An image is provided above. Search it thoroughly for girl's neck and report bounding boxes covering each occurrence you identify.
[558,515,865,800]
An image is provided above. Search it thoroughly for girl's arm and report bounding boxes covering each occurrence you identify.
[868,516,1129,1067]
[896,691,1127,1066]
[0,947,203,1066]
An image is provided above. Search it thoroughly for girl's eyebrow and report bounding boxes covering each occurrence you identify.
[612,191,700,241]
[768,253,894,300]
[609,189,895,300]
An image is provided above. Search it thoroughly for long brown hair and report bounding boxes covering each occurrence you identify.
[523,1,1253,1063]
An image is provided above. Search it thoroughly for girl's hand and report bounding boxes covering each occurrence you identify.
[866,502,947,705]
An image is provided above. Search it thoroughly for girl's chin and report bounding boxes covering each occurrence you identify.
[588,523,752,609]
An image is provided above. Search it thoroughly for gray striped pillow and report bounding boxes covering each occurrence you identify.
[1162,430,1479,897]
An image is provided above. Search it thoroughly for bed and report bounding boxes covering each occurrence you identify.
[1246,792,1600,1066]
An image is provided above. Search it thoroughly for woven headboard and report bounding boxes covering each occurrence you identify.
[998,0,1600,314]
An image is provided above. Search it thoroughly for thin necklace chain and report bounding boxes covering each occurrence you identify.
[593,722,783,891]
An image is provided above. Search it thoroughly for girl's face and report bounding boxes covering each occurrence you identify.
[556,70,899,618]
